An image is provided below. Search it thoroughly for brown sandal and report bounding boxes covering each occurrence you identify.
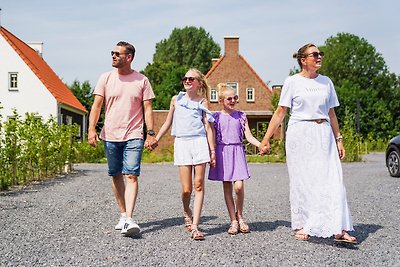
[191,228,205,240]
[238,218,250,233]
[334,231,357,244]
[183,211,193,232]
[236,212,250,233]
[227,220,239,235]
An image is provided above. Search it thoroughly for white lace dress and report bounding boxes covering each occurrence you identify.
[286,120,354,237]
[279,74,354,237]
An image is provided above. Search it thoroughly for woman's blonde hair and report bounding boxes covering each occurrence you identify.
[216,83,235,101]
[188,68,210,99]
[292,43,316,70]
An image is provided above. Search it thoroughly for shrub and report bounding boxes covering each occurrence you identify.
[142,145,174,163]
[0,110,79,190]
[74,141,107,163]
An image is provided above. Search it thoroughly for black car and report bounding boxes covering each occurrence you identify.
[386,135,400,177]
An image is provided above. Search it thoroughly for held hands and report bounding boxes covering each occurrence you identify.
[258,139,271,156]
[145,136,158,151]
[210,150,216,168]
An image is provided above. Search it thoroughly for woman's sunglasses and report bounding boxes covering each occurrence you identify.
[307,51,325,58]
[225,95,239,101]
[181,77,197,82]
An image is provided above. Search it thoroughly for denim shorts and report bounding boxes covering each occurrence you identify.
[103,139,144,177]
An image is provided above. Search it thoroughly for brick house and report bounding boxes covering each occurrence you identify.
[153,36,282,154]
[206,36,281,153]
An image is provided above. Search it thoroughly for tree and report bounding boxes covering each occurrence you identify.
[68,80,93,112]
[153,26,221,74]
[142,26,221,110]
[141,62,187,110]
[319,33,400,138]
[68,80,104,132]
[320,33,388,89]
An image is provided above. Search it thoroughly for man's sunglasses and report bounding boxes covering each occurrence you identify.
[111,51,129,57]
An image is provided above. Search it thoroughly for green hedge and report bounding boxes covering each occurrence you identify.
[0,108,387,190]
[0,109,79,190]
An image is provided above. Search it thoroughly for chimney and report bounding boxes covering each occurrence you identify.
[28,42,44,57]
[224,36,239,57]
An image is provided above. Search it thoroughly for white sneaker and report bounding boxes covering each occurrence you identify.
[121,219,140,237]
[115,215,126,230]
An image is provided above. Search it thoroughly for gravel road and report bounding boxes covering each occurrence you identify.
[1,152,399,267]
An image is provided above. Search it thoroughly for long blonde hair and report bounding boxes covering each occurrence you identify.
[188,68,210,99]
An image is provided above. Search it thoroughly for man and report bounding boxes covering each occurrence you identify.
[88,41,157,237]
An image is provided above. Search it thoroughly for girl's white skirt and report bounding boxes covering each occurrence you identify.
[285,121,354,237]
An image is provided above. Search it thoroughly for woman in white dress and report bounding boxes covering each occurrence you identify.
[259,43,357,243]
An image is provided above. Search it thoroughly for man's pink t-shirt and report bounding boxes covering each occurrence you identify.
[93,69,155,141]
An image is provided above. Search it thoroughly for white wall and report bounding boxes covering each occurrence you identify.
[0,37,57,122]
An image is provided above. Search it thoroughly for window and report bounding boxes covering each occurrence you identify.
[66,115,73,125]
[77,125,82,138]
[257,121,269,139]
[9,73,18,90]
[246,88,255,102]
[210,88,218,102]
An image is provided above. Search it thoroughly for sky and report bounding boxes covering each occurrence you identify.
[1,0,399,88]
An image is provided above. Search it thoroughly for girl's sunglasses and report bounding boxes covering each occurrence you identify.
[181,77,197,82]
[225,95,239,101]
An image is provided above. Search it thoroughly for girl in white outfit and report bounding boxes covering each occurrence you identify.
[156,68,216,240]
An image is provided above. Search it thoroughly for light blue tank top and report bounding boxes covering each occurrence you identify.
[171,92,214,137]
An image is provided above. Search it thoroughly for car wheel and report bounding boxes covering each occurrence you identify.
[387,150,400,177]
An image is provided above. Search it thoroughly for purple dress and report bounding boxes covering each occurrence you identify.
[208,110,250,182]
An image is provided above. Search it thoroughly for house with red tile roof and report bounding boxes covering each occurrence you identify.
[152,36,283,154]
[0,26,87,137]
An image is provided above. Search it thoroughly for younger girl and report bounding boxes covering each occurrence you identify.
[208,83,260,235]
[156,68,216,240]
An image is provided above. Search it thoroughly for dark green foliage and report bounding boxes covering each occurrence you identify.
[142,62,187,110]
[67,80,105,132]
[320,33,388,89]
[319,32,400,138]
[142,26,221,110]
[152,26,221,74]
[69,80,93,111]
